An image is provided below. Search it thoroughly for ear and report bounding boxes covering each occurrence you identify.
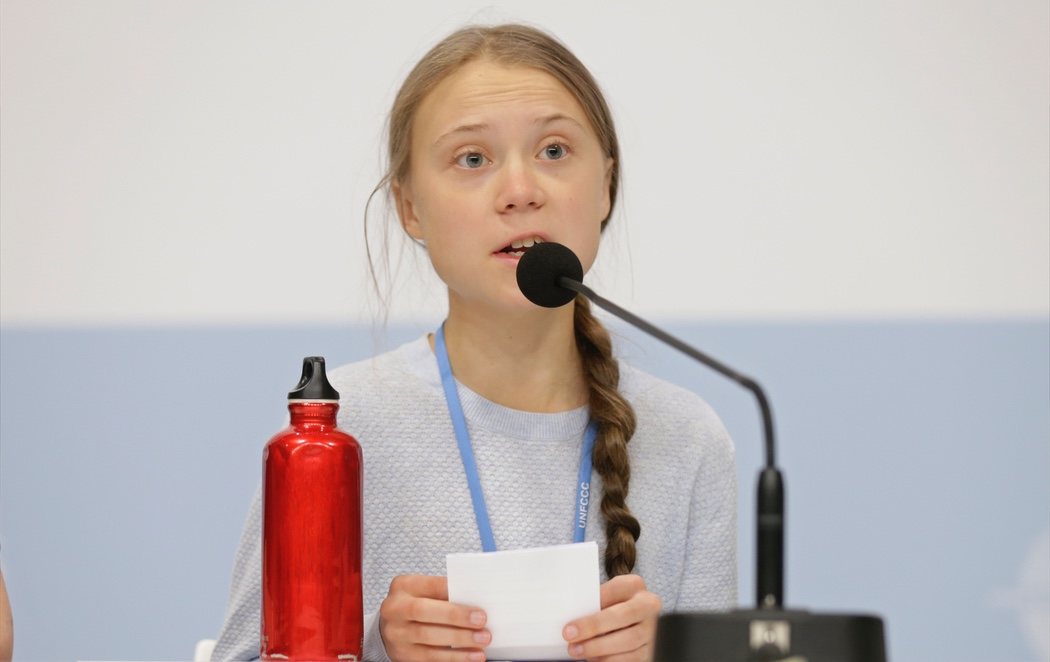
[393,180,424,241]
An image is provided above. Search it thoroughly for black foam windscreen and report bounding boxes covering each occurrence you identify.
[515,242,583,308]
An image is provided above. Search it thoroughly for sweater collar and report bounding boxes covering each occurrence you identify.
[402,334,590,442]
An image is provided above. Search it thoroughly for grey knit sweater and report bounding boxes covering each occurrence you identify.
[212,335,737,661]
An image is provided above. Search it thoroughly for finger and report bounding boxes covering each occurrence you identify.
[405,622,492,649]
[415,645,489,662]
[564,575,644,642]
[407,596,487,629]
[391,574,450,600]
[566,623,648,660]
[385,595,487,632]
[565,591,660,642]
[386,575,488,630]
[599,574,647,608]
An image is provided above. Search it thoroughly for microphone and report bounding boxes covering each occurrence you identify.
[516,241,582,308]
[516,242,887,662]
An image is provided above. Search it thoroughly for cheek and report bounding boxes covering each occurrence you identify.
[573,167,611,219]
[412,196,482,272]
[410,186,460,240]
[577,235,602,274]
[420,235,467,289]
[566,213,603,274]
[582,180,612,271]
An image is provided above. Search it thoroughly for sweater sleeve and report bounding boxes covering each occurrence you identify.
[211,487,393,662]
[211,487,263,661]
[363,612,393,662]
[676,413,738,611]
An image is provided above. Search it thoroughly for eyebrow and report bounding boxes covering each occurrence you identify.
[433,123,489,148]
[432,114,587,147]
[538,113,587,131]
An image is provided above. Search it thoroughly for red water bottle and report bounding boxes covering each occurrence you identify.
[261,357,363,661]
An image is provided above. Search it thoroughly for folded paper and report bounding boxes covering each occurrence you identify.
[447,541,601,661]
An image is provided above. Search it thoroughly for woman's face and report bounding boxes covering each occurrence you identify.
[395,59,613,314]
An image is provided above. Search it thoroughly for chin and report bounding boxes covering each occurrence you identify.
[475,289,573,317]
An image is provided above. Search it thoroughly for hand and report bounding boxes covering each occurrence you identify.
[379,574,491,662]
[562,574,662,662]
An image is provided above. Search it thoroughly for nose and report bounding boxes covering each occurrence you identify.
[494,156,546,213]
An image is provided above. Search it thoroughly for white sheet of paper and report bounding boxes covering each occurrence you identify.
[447,541,601,661]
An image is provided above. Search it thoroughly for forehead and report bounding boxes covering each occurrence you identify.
[413,59,593,139]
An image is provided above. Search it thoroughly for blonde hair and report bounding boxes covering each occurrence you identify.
[370,24,639,577]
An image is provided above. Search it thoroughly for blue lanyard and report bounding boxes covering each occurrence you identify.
[435,323,597,552]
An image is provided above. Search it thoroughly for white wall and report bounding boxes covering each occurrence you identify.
[2,0,1047,326]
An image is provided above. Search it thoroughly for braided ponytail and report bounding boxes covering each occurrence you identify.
[574,296,640,578]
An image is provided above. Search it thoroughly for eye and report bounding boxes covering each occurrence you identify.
[455,151,488,169]
[540,143,568,160]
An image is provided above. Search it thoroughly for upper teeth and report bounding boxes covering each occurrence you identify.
[511,237,543,250]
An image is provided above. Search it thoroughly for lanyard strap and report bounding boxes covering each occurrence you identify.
[435,323,597,552]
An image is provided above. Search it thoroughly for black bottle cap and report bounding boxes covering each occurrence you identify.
[288,356,340,401]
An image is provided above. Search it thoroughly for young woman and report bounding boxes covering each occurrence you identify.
[214,24,736,662]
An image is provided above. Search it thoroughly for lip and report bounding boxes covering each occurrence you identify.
[491,231,551,256]
[493,251,525,266]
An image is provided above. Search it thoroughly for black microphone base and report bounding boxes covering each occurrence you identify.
[654,609,887,662]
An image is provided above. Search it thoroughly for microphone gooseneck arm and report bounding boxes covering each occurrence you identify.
[560,277,775,466]
[559,276,785,609]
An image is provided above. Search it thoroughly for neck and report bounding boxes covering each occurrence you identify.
[431,298,588,413]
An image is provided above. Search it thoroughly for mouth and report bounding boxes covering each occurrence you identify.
[495,235,545,259]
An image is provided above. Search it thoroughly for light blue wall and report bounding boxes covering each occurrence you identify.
[1,319,1048,661]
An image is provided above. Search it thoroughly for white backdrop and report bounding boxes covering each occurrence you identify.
[1,0,1047,326]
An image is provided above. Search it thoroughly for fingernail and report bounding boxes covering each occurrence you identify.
[571,644,584,657]
[473,630,490,644]
[563,624,578,640]
[468,652,485,662]
[470,610,485,626]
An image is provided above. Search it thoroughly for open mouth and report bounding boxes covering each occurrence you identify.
[497,236,544,258]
